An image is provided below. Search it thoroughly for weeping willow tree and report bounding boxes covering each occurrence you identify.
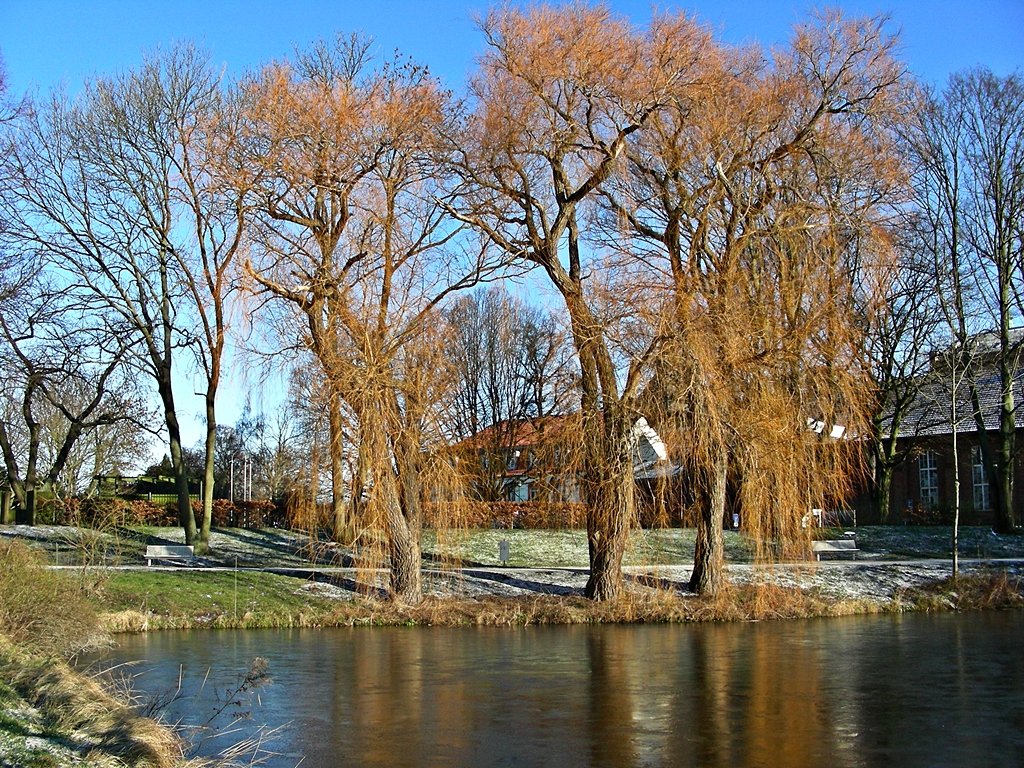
[448,4,712,600]
[236,37,489,603]
[607,11,910,594]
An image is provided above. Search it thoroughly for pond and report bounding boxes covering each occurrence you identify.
[82,611,1024,767]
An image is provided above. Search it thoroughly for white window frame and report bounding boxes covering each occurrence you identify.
[919,450,939,509]
[972,445,992,512]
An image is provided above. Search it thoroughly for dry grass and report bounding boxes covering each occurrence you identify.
[274,584,896,628]
[895,571,1024,612]
[95,566,1024,632]
[0,540,104,658]
[0,636,186,767]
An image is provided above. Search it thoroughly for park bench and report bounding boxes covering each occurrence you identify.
[811,538,859,561]
[145,544,196,566]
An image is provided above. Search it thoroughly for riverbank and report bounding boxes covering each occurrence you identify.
[0,637,191,768]
[4,523,1024,630]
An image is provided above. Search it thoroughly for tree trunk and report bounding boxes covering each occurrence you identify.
[18,485,37,526]
[158,369,197,545]
[992,252,1016,533]
[328,394,353,543]
[969,366,1016,534]
[951,412,960,577]
[690,450,727,596]
[392,428,424,603]
[198,395,217,553]
[7,477,27,525]
[876,463,894,525]
[386,504,422,601]
[1,489,12,524]
[995,392,1016,532]
[364,406,423,604]
[583,422,635,601]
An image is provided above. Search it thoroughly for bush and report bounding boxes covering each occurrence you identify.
[193,498,284,529]
[0,541,102,657]
[425,501,587,529]
[65,496,288,530]
[72,497,173,527]
[907,503,953,526]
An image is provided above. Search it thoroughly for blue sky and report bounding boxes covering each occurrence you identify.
[2,0,1022,98]
[2,0,1022,456]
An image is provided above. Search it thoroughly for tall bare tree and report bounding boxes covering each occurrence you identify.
[1,46,244,549]
[600,11,908,594]
[449,5,709,600]
[909,68,1024,533]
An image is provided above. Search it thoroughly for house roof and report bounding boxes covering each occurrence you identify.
[455,415,571,451]
[889,365,1024,438]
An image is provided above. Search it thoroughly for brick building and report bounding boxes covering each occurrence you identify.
[881,364,1024,525]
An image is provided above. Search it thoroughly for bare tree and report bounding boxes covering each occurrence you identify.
[257,402,307,503]
[233,35,377,543]
[448,5,709,600]
[0,276,140,523]
[52,394,150,498]
[1,46,244,549]
[443,286,573,500]
[865,229,946,522]
[0,51,30,310]
[909,68,1024,533]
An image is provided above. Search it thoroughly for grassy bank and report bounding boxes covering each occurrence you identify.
[0,541,196,767]
[100,570,341,631]
[4,523,1024,632]
[0,637,186,768]
[92,566,1024,632]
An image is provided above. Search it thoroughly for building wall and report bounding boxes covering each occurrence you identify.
[886,431,1024,525]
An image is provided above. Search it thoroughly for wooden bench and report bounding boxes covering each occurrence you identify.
[145,544,196,566]
[811,538,859,561]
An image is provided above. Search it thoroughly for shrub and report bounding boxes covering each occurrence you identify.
[425,501,587,529]
[191,499,283,529]
[907,503,953,526]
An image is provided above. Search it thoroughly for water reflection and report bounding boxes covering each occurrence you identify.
[85,612,1024,767]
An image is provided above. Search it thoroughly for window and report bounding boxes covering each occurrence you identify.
[919,450,939,508]
[506,450,520,471]
[972,446,992,511]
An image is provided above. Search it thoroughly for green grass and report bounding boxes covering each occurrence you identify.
[100,570,342,626]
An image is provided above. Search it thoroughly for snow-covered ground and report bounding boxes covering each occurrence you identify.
[5,524,1022,604]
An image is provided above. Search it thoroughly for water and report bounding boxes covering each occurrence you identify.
[82,612,1024,767]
